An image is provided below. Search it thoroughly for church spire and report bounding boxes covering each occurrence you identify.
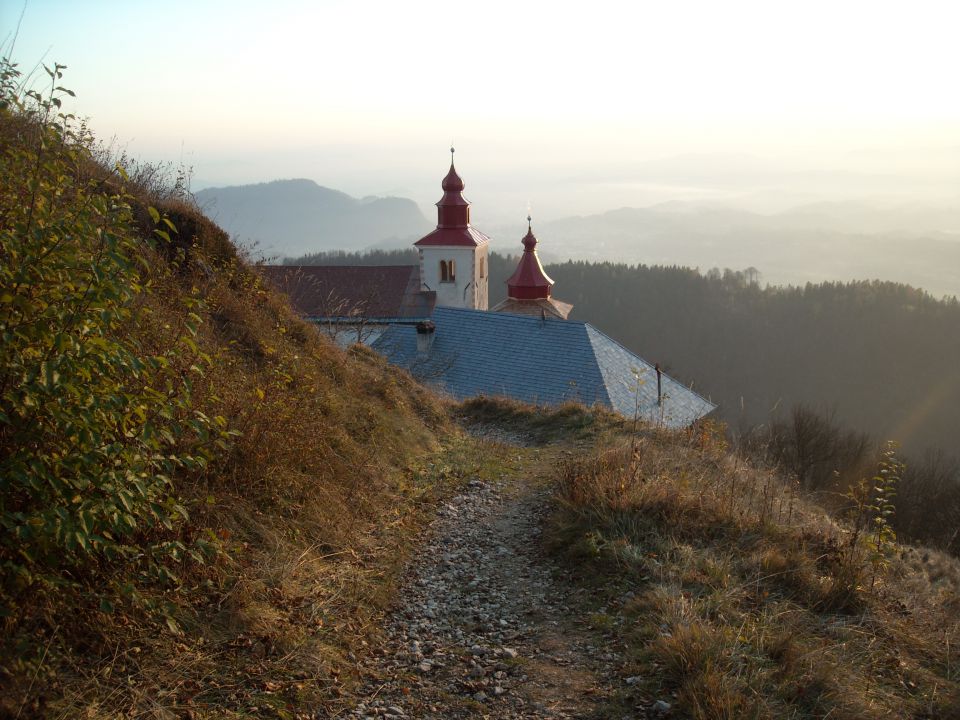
[506,214,554,300]
[437,146,469,227]
[413,150,491,310]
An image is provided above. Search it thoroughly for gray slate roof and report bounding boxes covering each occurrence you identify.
[372,307,715,427]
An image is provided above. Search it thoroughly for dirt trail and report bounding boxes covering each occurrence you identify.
[340,429,631,719]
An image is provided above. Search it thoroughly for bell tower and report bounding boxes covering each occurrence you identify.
[414,148,490,310]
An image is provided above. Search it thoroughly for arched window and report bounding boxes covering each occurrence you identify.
[448,260,456,282]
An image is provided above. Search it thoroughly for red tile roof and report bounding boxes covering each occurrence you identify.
[260,265,435,320]
[414,226,491,247]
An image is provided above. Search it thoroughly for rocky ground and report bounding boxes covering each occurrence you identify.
[337,429,672,719]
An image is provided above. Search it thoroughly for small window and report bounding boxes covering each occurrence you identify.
[479,257,485,279]
[439,260,456,283]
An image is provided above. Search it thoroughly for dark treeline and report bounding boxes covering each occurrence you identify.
[540,261,960,456]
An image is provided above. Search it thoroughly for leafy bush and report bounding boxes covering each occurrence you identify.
[0,59,227,613]
[841,441,901,586]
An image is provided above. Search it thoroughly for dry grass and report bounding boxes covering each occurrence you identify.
[550,423,960,719]
[456,396,625,445]
[0,194,470,719]
[4,435,511,720]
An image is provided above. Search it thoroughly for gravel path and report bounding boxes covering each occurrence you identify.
[342,432,630,719]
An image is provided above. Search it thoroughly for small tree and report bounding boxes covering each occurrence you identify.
[767,405,872,492]
[0,59,224,612]
[845,441,902,586]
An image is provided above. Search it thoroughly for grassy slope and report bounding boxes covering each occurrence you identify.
[6,196,958,717]
[547,420,960,719]
[0,162,468,718]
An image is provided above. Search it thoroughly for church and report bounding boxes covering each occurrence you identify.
[262,152,715,427]
[407,149,573,321]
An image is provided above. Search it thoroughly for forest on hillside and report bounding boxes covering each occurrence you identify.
[545,262,960,453]
[287,249,960,460]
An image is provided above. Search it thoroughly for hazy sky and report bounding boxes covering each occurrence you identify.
[6,0,959,221]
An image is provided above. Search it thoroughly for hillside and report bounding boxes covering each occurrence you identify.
[4,61,959,720]
[0,63,452,717]
[195,179,431,256]
[341,400,960,719]
[545,412,960,719]
[536,262,960,458]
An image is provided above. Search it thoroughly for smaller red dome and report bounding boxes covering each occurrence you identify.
[521,227,537,252]
[506,216,554,300]
[442,163,465,192]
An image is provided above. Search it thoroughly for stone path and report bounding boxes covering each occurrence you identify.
[339,431,635,719]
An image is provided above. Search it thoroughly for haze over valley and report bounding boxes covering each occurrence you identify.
[15,0,958,295]
[198,177,960,298]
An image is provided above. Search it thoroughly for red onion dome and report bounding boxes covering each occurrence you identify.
[506,215,554,300]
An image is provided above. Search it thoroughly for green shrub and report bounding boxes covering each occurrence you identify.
[0,59,228,613]
[841,440,902,588]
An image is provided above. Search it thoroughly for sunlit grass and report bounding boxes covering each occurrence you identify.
[549,425,960,718]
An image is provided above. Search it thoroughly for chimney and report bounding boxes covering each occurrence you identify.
[655,363,663,406]
[416,320,436,357]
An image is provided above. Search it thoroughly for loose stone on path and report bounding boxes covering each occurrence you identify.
[342,433,630,719]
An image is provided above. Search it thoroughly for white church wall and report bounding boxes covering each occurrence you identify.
[419,245,487,309]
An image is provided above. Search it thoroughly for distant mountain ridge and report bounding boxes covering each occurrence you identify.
[521,201,960,298]
[535,199,960,238]
[197,178,960,297]
[195,179,431,257]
